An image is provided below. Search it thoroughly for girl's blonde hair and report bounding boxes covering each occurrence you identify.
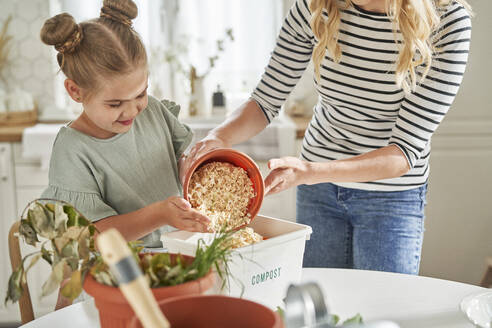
[309,0,472,92]
[40,0,147,99]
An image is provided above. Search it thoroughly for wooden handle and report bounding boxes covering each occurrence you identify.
[97,229,170,328]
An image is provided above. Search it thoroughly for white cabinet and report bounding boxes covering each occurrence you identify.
[13,143,48,217]
[1,142,55,324]
[0,143,21,322]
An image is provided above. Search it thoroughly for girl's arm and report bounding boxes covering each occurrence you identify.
[264,145,409,195]
[94,197,210,241]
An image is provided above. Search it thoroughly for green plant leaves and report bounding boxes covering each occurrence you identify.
[41,244,53,265]
[90,256,116,287]
[5,267,23,304]
[6,198,237,308]
[53,226,83,255]
[41,260,65,297]
[25,254,41,272]
[343,313,363,325]
[328,314,340,325]
[93,270,115,286]
[6,200,98,304]
[60,270,82,301]
[78,230,92,260]
[23,201,83,241]
[54,203,68,233]
[19,219,38,247]
[164,264,184,281]
[66,205,90,228]
[64,205,78,227]
[29,202,56,239]
[61,239,79,271]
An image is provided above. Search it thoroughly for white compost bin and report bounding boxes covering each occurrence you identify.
[161,215,312,309]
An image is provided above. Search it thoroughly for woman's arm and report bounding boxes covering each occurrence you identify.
[210,99,270,146]
[181,0,315,181]
[94,197,210,241]
[180,100,268,183]
[188,100,268,155]
[265,145,409,195]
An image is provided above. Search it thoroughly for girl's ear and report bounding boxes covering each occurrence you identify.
[64,79,84,103]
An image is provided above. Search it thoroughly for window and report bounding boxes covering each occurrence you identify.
[56,0,283,116]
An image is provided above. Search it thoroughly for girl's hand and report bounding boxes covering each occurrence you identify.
[162,196,210,232]
[179,134,230,185]
[264,157,313,196]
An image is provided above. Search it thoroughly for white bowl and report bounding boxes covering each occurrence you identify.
[460,290,492,327]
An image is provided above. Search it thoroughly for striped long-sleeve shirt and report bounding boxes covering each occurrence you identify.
[251,0,471,191]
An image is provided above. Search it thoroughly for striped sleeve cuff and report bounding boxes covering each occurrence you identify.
[388,140,417,169]
[250,93,277,124]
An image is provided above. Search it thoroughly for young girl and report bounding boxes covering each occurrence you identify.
[184,0,472,274]
[40,0,209,249]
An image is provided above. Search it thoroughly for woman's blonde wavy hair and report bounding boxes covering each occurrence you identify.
[310,0,472,93]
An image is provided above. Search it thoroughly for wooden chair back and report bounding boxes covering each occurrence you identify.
[8,221,35,324]
[479,257,492,288]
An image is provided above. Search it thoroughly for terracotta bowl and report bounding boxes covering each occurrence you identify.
[130,295,284,328]
[183,148,264,228]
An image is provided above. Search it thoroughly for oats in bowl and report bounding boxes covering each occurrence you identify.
[188,161,255,232]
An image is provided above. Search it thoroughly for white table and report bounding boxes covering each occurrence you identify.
[302,268,485,328]
[21,268,486,328]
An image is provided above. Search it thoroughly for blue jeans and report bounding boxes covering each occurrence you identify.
[297,183,427,274]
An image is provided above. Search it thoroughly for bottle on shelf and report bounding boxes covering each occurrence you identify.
[211,84,226,117]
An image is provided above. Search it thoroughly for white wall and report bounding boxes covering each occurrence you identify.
[419,0,492,285]
[0,0,55,113]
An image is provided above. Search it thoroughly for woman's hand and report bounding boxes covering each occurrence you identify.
[179,134,230,185]
[264,157,314,196]
[161,196,210,232]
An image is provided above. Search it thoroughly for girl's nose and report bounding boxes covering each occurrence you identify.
[126,102,139,117]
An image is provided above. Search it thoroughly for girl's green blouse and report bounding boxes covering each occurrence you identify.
[41,96,193,247]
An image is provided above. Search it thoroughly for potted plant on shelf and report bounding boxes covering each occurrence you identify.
[5,199,236,328]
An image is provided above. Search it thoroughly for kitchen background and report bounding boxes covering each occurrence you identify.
[0,0,490,325]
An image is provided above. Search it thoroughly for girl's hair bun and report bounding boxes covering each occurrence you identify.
[100,0,138,27]
[40,13,82,54]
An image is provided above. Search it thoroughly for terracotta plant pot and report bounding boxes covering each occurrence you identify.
[182,148,265,228]
[130,295,284,328]
[83,253,215,328]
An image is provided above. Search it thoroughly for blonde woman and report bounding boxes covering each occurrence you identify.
[184,0,472,273]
